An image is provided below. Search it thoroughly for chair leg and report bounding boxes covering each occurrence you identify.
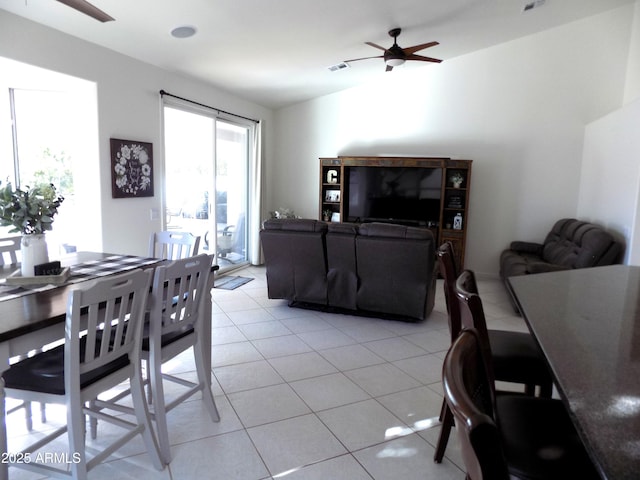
[434,402,454,463]
[194,337,220,422]
[24,402,33,431]
[68,395,88,480]
[524,383,535,396]
[438,397,447,422]
[150,355,172,464]
[39,402,46,423]
[131,365,165,470]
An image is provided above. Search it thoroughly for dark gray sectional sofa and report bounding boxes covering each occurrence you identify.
[260,218,438,321]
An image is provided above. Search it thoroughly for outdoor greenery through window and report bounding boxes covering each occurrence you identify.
[1,58,98,255]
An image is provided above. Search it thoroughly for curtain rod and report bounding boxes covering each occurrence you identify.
[159,89,260,123]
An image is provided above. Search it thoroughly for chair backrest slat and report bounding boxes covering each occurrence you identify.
[67,270,152,378]
[150,254,212,340]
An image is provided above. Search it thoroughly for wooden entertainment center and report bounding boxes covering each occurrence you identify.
[319,156,472,269]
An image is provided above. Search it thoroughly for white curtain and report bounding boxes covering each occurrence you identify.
[248,121,263,265]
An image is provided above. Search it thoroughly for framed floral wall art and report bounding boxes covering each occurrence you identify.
[110,138,154,198]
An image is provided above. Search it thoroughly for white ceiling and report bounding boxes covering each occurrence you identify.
[0,0,634,109]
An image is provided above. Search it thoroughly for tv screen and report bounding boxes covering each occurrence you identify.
[344,166,441,226]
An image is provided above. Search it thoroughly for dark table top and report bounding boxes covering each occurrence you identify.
[508,265,640,480]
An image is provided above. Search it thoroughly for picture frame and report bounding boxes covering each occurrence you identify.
[325,190,340,202]
[110,138,154,198]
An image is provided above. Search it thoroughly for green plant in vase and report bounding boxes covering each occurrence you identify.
[449,172,464,188]
[0,181,65,275]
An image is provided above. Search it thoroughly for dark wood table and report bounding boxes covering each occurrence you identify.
[0,252,217,480]
[508,265,640,480]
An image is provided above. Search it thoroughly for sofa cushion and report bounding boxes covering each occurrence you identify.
[541,218,621,268]
[326,223,358,309]
[263,218,327,232]
[356,224,435,320]
[358,222,432,240]
[260,220,328,304]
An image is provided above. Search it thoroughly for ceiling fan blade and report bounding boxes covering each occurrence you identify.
[56,0,115,22]
[407,53,442,63]
[404,41,439,55]
[365,42,387,51]
[344,55,384,63]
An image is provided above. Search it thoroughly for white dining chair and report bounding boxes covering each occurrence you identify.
[0,235,48,431]
[149,230,200,260]
[1,269,165,479]
[91,253,219,463]
[0,236,20,266]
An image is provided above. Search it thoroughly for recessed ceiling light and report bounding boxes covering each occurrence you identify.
[170,26,197,39]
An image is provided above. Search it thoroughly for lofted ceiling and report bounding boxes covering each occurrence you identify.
[0,0,634,109]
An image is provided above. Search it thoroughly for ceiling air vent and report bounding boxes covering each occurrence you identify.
[523,0,546,12]
[328,62,350,72]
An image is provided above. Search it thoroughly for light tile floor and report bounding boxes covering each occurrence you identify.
[6,266,529,479]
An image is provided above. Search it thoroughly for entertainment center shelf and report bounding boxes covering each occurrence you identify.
[319,156,472,269]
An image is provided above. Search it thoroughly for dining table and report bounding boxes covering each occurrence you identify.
[507,264,640,480]
[0,251,217,480]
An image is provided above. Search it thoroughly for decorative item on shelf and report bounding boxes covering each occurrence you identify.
[453,213,463,230]
[326,169,338,184]
[322,209,332,222]
[0,181,65,276]
[325,190,340,202]
[449,172,464,188]
[447,194,463,209]
[331,212,341,223]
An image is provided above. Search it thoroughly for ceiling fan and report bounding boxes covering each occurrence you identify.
[345,28,441,71]
[56,0,114,22]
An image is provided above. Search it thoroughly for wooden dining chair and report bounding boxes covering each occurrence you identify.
[1,269,164,479]
[443,326,600,479]
[149,230,201,260]
[91,254,219,463]
[433,241,553,463]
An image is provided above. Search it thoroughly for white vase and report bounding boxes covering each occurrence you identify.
[21,234,49,277]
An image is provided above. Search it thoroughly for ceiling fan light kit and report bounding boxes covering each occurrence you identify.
[344,27,441,72]
[385,58,405,67]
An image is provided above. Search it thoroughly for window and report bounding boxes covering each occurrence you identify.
[163,105,252,272]
[0,57,100,253]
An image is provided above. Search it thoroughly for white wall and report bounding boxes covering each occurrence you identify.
[624,1,640,103]
[0,10,273,257]
[577,1,640,265]
[578,98,640,264]
[273,5,633,276]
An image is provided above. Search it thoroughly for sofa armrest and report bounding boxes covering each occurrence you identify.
[528,262,571,274]
[509,241,543,256]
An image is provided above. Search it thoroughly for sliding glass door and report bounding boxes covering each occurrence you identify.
[163,106,249,271]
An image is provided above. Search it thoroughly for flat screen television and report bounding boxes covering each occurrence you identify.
[343,166,442,227]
